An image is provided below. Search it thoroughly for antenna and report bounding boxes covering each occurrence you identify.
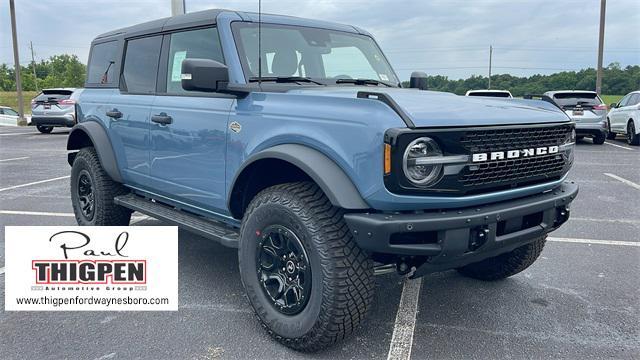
[258,0,262,87]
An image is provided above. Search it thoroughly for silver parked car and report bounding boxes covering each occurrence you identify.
[30,88,78,133]
[544,90,608,144]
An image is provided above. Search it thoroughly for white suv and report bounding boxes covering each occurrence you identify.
[607,91,640,145]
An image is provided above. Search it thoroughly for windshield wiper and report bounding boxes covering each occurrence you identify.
[335,78,394,87]
[249,76,325,85]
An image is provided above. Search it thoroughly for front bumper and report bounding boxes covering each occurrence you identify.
[344,182,579,277]
[31,114,75,127]
[575,122,607,137]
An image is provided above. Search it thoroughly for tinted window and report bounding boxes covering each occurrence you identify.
[552,92,602,109]
[166,28,224,94]
[122,36,162,94]
[87,41,119,85]
[35,89,73,102]
[468,91,511,98]
[4,108,18,116]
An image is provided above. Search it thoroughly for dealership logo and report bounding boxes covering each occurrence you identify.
[31,230,146,285]
[472,146,559,163]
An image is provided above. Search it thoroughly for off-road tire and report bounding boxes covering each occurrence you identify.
[70,147,132,225]
[457,235,546,281]
[593,133,606,144]
[36,125,53,134]
[238,182,374,352]
[606,119,617,140]
[628,121,639,145]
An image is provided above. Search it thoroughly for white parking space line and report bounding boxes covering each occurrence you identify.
[130,215,152,224]
[387,278,422,360]
[0,175,70,193]
[604,142,634,151]
[0,132,36,136]
[0,267,4,276]
[571,217,640,225]
[604,173,640,191]
[0,210,74,217]
[570,217,640,225]
[0,156,29,163]
[548,237,639,247]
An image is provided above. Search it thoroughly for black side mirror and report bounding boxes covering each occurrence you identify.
[610,103,617,109]
[409,71,428,90]
[181,58,229,92]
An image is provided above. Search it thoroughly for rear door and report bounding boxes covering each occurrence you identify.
[109,35,162,188]
[149,27,233,212]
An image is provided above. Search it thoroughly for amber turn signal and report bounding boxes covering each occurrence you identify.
[384,143,392,175]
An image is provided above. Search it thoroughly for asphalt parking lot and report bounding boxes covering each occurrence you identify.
[0,126,638,359]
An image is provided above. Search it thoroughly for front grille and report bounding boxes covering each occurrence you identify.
[460,154,566,187]
[460,125,571,153]
[458,125,572,189]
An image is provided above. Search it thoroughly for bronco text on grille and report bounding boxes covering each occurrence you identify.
[458,124,573,190]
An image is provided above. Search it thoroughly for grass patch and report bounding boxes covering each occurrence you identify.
[601,95,624,106]
[0,91,39,115]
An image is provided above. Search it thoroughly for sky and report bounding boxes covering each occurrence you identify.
[1,0,639,81]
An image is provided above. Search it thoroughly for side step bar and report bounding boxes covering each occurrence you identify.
[114,193,240,248]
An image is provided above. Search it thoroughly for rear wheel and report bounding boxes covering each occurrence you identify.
[239,182,374,351]
[593,133,606,144]
[457,236,546,281]
[628,121,639,145]
[36,125,53,134]
[70,147,132,225]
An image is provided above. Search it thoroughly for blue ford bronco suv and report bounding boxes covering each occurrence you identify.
[67,9,578,351]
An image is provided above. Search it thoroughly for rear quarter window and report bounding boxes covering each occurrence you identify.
[87,41,119,86]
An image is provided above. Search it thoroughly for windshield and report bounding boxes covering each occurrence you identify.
[232,22,399,86]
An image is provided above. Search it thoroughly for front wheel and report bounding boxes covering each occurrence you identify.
[70,147,132,225]
[457,236,546,281]
[628,121,639,145]
[238,182,374,351]
[36,125,53,134]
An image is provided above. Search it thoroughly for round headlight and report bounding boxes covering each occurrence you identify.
[402,137,443,186]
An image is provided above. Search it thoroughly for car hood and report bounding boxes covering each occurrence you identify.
[287,87,570,128]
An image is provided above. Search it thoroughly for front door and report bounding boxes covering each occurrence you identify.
[149,27,233,213]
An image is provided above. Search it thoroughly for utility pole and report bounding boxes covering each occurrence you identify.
[596,0,606,95]
[10,0,26,126]
[29,41,38,92]
[171,0,185,16]
[488,45,493,89]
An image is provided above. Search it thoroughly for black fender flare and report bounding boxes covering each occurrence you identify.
[66,121,123,183]
[229,144,369,211]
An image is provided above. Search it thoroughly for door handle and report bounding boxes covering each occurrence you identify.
[106,109,122,119]
[151,112,173,125]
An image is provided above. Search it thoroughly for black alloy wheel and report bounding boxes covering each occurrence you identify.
[256,225,312,315]
[76,169,95,221]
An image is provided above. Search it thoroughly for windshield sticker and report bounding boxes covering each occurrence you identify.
[379,74,389,81]
[171,51,187,82]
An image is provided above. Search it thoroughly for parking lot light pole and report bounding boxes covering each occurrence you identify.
[9,0,26,126]
[596,0,606,95]
[171,0,185,16]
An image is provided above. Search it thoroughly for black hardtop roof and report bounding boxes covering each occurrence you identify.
[93,8,228,42]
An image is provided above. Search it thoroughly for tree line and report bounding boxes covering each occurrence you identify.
[0,54,85,91]
[402,63,639,96]
[0,54,638,96]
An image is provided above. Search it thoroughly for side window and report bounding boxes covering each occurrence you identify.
[618,95,631,107]
[5,109,18,116]
[87,41,119,85]
[122,36,162,94]
[166,27,224,94]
